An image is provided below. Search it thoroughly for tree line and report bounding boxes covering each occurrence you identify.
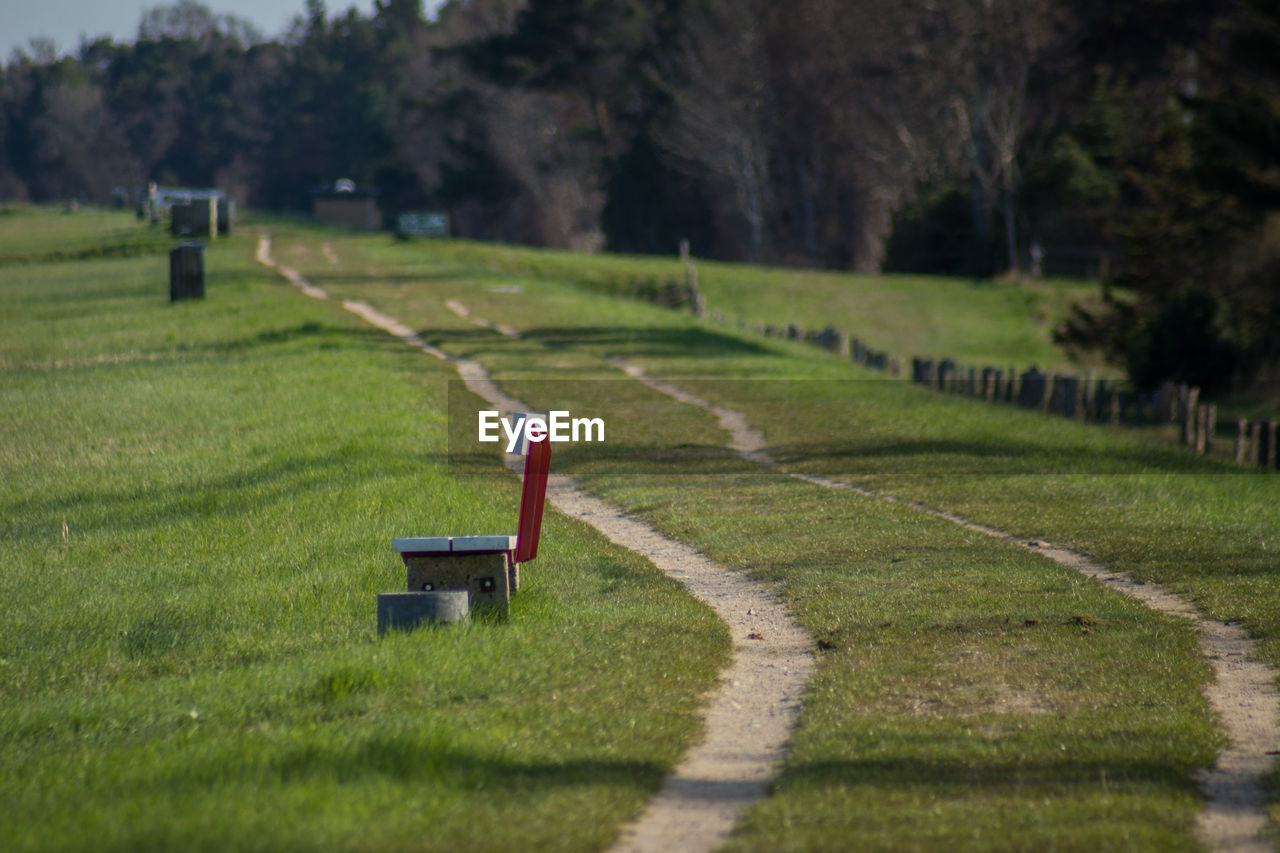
[2,0,1276,392]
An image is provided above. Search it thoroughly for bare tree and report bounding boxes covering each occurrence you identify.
[938,0,1059,272]
[139,0,262,47]
[28,82,140,201]
[653,0,775,262]
[760,0,966,270]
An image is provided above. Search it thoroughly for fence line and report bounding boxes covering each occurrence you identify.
[701,310,1277,471]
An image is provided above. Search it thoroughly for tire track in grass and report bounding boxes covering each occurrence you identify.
[445,298,522,338]
[254,242,814,853]
[616,359,1280,853]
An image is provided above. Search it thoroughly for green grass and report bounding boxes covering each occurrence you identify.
[291,231,1277,849]
[7,214,1277,850]
[0,221,729,850]
[413,236,1117,373]
[0,203,172,264]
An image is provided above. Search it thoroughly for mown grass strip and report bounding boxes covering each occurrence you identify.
[402,235,1112,372]
[298,231,1276,849]
[0,222,728,850]
[0,205,173,265]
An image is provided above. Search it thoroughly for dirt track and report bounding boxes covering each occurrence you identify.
[257,241,1278,851]
[256,243,815,852]
[619,359,1280,853]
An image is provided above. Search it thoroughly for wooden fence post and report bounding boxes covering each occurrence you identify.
[1183,387,1200,445]
[1252,422,1264,466]
[1236,418,1248,465]
[686,261,704,318]
[1194,404,1207,454]
[1269,421,1278,470]
[1205,404,1216,455]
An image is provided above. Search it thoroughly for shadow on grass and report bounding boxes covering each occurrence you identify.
[777,754,1201,799]
[199,320,397,355]
[387,323,774,363]
[143,732,665,795]
[767,438,1234,477]
[0,445,460,543]
[307,268,511,286]
[519,325,773,359]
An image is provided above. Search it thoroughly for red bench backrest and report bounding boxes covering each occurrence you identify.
[513,436,551,563]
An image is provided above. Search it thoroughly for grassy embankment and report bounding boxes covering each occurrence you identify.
[297,228,1278,850]
[425,237,1117,374]
[0,203,172,264]
[0,209,728,851]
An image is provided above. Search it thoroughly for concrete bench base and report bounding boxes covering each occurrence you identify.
[404,552,512,617]
[377,590,470,636]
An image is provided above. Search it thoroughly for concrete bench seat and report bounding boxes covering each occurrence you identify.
[388,427,552,620]
[392,535,517,555]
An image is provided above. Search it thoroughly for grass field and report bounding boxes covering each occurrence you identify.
[0,214,728,851]
[4,209,1277,850]
[0,203,172,264]
[292,228,1277,849]
[408,237,1118,374]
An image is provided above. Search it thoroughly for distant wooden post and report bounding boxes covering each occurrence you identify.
[1041,375,1055,412]
[1251,422,1264,466]
[687,263,705,318]
[1183,388,1200,445]
[1269,421,1279,470]
[679,239,690,263]
[1236,418,1248,465]
[1194,404,1207,454]
[208,197,218,239]
[1204,404,1216,455]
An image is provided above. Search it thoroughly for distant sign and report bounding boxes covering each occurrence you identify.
[398,211,449,237]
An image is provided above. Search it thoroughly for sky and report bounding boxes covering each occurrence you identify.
[1,0,445,61]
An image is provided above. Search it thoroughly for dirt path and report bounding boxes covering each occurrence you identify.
[618,360,1280,853]
[445,298,521,338]
[254,244,814,852]
[255,238,1276,850]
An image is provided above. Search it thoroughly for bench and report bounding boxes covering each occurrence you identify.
[389,424,552,620]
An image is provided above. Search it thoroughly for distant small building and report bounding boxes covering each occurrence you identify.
[313,182,382,231]
[397,211,449,237]
[149,184,233,237]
